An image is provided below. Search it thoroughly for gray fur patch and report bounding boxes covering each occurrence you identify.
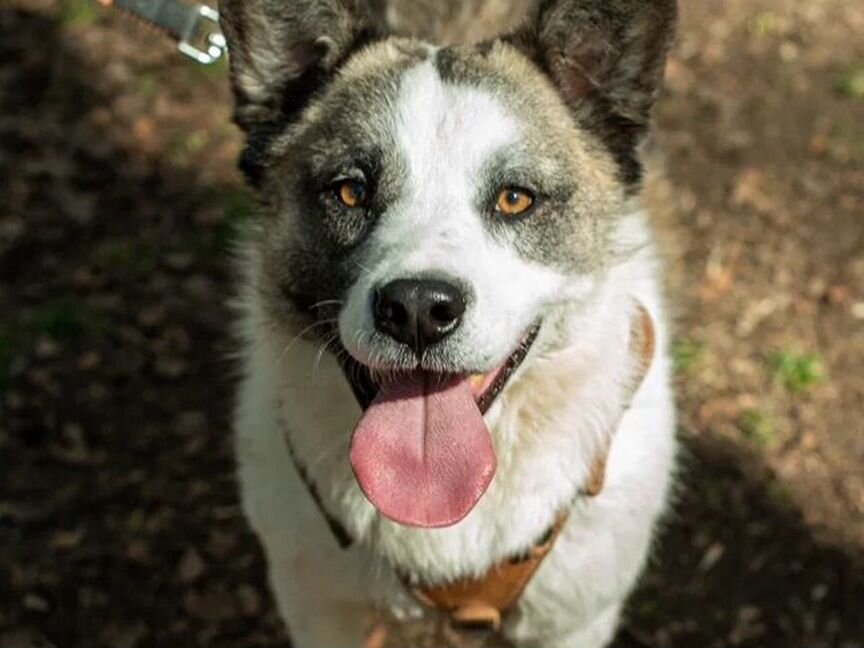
[250,41,429,330]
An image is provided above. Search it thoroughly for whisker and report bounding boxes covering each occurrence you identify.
[278,319,338,363]
[313,332,340,379]
[307,299,344,311]
[352,259,374,273]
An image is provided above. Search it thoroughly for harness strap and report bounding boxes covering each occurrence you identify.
[583,300,657,498]
[407,511,569,633]
[283,434,354,550]
[286,302,656,637]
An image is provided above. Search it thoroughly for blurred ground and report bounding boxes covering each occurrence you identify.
[0,0,862,647]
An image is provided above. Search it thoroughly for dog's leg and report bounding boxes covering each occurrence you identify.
[240,452,378,648]
[258,530,376,648]
[239,458,378,648]
[235,357,377,648]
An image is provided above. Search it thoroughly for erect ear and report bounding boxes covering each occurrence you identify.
[219,0,379,132]
[512,0,677,123]
[508,0,677,183]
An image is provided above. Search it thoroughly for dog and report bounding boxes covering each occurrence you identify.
[222,0,678,645]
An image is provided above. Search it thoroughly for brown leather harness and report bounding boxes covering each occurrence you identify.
[285,303,656,639]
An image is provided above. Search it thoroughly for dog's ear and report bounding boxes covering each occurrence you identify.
[508,0,676,182]
[219,0,378,132]
[511,0,677,124]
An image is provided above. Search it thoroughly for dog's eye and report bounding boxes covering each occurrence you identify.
[334,179,369,209]
[495,187,534,216]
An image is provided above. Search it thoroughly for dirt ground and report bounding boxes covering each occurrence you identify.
[1,1,862,647]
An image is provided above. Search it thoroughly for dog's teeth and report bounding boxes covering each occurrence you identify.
[469,374,485,390]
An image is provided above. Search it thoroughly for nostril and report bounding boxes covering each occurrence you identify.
[384,301,408,326]
[374,290,409,327]
[430,302,457,325]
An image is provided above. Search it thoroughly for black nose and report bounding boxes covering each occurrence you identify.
[373,279,467,357]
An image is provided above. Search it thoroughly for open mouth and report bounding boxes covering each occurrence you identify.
[342,325,540,529]
[340,324,541,414]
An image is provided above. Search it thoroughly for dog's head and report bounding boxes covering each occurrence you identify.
[223,0,676,527]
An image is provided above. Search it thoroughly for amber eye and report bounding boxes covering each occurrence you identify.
[495,187,534,216]
[335,179,369,208]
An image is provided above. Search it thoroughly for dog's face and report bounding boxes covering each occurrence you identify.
[223,0,675,526]
[272,43,627,377]
[223,0,675,371]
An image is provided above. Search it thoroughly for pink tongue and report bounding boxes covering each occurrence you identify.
[349,373,496,528]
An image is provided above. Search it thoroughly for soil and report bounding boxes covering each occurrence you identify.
[1,1,862,647]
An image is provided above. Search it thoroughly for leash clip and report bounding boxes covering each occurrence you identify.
[110,0,227,65]
[176,4,226,65]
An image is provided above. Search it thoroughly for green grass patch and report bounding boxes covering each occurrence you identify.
[768,350,825,394]
[59,0,99,25]
[749,11,783,38]
[34,301,85,341]
[30,300,107,343]
[219,186,257,225]
[835,65,864,99]
[739,408,776,448]
[167,131,211,167]
[134,72,159,101]
[766,479,796,509]
[671,338,706,375]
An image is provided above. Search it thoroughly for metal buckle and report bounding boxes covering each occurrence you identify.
[177,4,226,65]
[450,605,502,634]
